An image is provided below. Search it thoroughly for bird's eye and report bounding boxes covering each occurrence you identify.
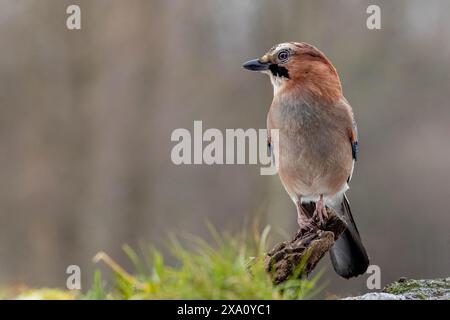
[277,50,290,62]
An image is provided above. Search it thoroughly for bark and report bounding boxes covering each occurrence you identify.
[265,203,347,284]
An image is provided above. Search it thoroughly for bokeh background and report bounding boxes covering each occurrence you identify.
[0,0,449,297]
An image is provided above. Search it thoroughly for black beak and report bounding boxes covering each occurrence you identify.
[242,59,270,71]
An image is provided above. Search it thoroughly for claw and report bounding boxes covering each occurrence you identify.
[313,194,328,224]
[296,198,321,233]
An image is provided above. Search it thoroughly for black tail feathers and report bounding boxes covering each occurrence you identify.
[329,194,369,279]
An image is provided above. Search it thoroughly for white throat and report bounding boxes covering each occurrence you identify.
[264,71,287,96]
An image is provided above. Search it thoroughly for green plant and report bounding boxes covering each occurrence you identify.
[86,224,324,300]
[83,270,106,300]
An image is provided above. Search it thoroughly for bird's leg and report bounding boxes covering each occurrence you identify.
[296,199,314,232]
[313,194,328,224]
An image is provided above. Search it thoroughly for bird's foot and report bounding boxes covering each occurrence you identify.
[313,195,328,225]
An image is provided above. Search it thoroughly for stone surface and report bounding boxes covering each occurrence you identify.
[343,292,406,300]
[343,277,450,300]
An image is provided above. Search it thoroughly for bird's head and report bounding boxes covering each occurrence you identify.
[243,42,343,103]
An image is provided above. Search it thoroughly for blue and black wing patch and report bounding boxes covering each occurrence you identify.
[267,137,276,164]
[350,120,359,161]
[352,140,359,161]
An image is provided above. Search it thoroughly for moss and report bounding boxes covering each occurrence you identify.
[384,278,450,300]
[16,288,78,300]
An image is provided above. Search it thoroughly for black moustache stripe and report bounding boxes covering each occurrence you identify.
[269,64,290,79]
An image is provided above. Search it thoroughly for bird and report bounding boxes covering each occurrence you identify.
[243,42,369,279]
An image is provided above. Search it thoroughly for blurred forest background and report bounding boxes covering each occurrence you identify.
[0,0,449,297]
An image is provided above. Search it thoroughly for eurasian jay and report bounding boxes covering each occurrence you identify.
[243,42,369,278]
